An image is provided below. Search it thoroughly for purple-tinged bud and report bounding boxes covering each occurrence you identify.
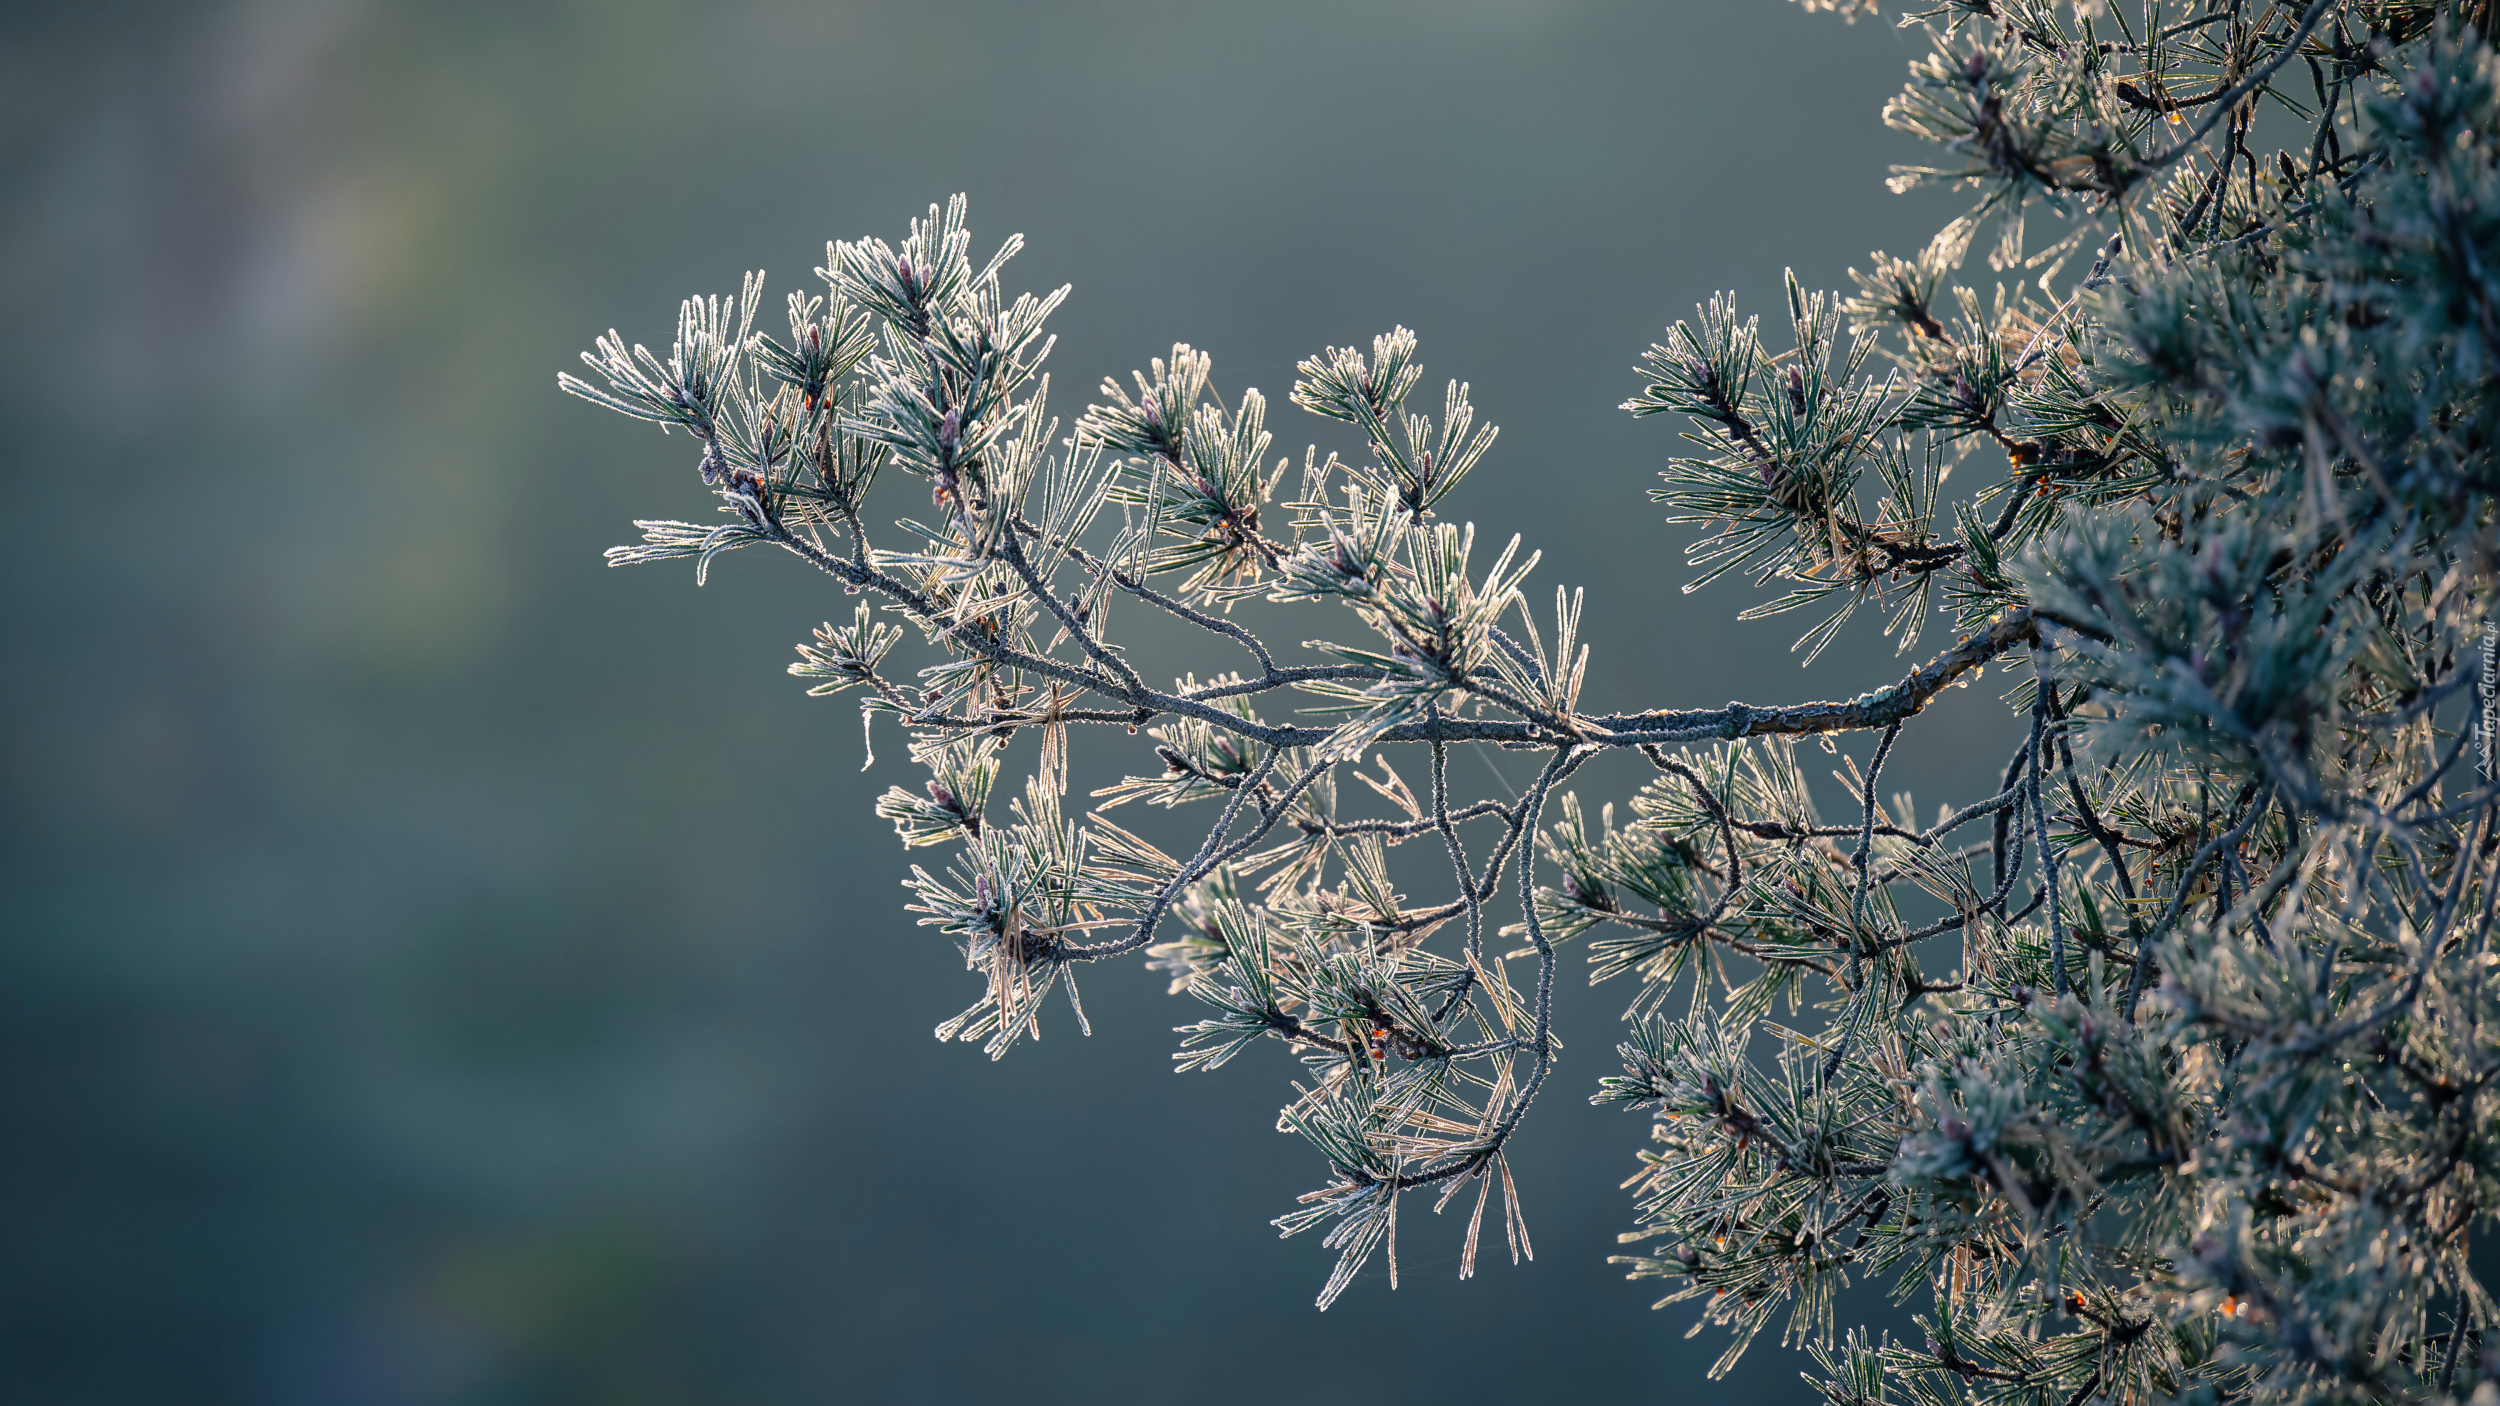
[725,466,775,526]
[1787,366,1808,418]
[896,256,917,294]
[937,407,962,458]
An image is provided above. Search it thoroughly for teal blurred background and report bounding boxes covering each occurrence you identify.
[0,2,2027,1401]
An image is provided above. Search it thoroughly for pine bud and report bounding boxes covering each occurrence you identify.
[725,466,774,526]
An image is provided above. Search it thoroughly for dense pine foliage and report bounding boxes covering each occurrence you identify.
[568,4,2500,1401]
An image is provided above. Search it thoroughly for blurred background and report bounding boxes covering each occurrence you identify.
[0,2,2032,1401]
